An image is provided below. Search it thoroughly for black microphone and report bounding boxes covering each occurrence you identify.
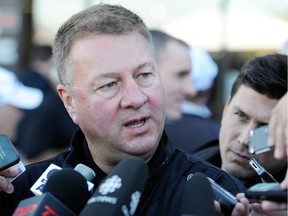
[12,192,76,216]
[80,157,148,216]
[181,172,216,216]
[43,168,91,214]
[13,168,91,216]
[207,176,238,215]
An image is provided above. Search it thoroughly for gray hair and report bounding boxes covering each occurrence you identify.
[53,4,153,85]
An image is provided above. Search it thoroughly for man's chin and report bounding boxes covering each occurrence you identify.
[225,165,252,178]
[127,141,157,155]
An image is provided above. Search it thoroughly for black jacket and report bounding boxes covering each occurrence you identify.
[165,114,220,153]
[0,129,245,216]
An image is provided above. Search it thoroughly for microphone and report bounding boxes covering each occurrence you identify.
[181,172,216,216]
[74,163,96,182]
[207,176,238,215]
[30,164,61,196]
[30,163,95,195]
[184,173,238,215]
[13,169,89,216]
[74,163,95,191]
[80,157,148,216]
[12,193,76,216]
[43,168,91,214]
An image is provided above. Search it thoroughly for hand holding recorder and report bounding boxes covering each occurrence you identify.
[0,134,25,194]
[248,93,288,213]
[262,93,288,212]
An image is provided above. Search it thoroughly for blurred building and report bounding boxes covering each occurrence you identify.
[0,0,33,73]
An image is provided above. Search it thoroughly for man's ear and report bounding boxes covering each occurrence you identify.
[57,84,77,124]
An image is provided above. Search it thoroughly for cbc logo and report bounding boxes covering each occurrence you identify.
[99,175,122,195]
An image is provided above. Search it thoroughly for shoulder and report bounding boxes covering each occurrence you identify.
[193,140,221,165]
[22,151,71,182]
[170,148,245,194]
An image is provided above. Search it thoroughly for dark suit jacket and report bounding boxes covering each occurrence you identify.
[165,114,220,153]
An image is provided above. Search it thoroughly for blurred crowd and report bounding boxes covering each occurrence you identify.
[0,45,78,165]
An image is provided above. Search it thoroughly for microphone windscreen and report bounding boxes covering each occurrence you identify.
[43,168,90,214]
[180,172,216,216]
[74,163,96,181]
[12,193,76,216]
[80,157,148,216]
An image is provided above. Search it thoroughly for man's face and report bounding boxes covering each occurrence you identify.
[219,85,286,182]
[157,41,195,120]
[58,32,166,163]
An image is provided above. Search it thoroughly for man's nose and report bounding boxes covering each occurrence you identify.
[184,77,197,98]
[120,81,147,109]
[237,125,255,147]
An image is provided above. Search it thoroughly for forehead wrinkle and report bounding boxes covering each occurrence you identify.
[135,62,155,72]
[94,62,156,81]
[95,72,119,79]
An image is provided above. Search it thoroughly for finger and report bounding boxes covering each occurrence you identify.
[214,201,221,216]
[230,202,246,216]
[236,192,245,200]
[261,200,287,211]
[0,166,20,178]
[0,176,14,194]
[274,127,286,159]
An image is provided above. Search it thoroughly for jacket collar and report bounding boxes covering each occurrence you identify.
[63,128,176,183]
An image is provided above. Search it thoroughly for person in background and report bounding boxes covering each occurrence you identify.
[195,53,287,188]
[15,45,78,163]
[18,45,54,92]
[165,47,220,153]
[149,30,196,121]
[0,4,250,215]
[0,67,43,149]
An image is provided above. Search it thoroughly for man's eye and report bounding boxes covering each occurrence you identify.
[97,81,118,91]
[140,73,151,79]
[138,73,154,82]
[235,111,248,121]
[177,70,190,79]
[95,81,120,98]
[105,82,116,88]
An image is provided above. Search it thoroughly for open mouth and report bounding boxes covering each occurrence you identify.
[125,118,146,128]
